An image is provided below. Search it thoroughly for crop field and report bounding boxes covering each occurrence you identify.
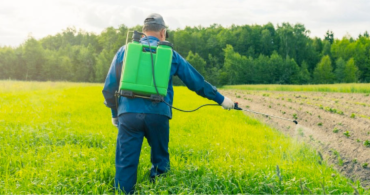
[0,81,369,194]
[221,84,370,189]
[224,84,370,93]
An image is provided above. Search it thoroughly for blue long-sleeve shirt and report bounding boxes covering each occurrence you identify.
[102,36,224,119]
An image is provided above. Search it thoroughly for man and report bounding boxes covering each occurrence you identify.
[102,13,235,193]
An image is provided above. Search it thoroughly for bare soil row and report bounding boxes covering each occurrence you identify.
[221,89,370,188]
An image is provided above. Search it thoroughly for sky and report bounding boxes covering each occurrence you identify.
[0,0,369,47]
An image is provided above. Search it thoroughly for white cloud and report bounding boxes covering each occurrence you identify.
[0,0,369,47]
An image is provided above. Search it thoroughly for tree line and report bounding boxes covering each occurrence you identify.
[0,23,369,85]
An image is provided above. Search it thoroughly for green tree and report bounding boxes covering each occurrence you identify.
[95,49,114,82]
[343,58,358,83]
[254,54,270,84]
[352,37,370,81]
[70,44,95,82]
[173,30,192,57]
[186,51,206,76]
[321,40,331,57]
[222,45,246,84]
[42,50,59,81]
[206,54,222,85]
[334,58,346,83]
[22,37,45,80]
[324,30,334,44]
[260,23,275,56]
[59,56,73,80]
[313,55,335,83]
[283,57,300,84]
[277,23,294,59]
[0,47,17,79]
[298,61,311,84]
[268,51,283,83]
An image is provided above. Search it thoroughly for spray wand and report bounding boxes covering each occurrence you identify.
[234,102,298,125]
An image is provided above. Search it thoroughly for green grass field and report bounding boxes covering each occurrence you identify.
[223,83,370,93]
[0,81,368,194]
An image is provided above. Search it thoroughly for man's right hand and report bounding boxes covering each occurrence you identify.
[112,118,119,127]
[221,97,234,110]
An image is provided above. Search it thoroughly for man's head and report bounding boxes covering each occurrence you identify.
[143,13,167,41]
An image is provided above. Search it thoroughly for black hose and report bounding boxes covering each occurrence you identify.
[163,101,219,112]
[142,34,160,96]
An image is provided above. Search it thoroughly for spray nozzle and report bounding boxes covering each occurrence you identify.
[234,102,242,110]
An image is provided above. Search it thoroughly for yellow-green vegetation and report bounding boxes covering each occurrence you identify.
[0,81,368,194]
[223,83,370,93]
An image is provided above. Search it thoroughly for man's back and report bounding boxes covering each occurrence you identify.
[102,36,224,119]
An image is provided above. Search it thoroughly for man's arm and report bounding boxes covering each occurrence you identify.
[102,47,125,118]
[173,51,231,107]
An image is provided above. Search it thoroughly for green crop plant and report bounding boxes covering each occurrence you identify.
[323,107,344,115]
[1,81,368,194]
[344,131,350,138]
[364,140,370,147]
[318,122,323,126]
[351,113,356,118]
[362,163,368,168]
[333,128,339,133]
[332,150,343,166]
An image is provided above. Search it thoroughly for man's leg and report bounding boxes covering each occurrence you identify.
[115,113,145,194]
[143,114,170,179]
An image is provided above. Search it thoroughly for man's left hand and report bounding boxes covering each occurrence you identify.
[221,96,235,110]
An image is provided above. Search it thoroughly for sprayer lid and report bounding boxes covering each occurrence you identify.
[158,41,173,48]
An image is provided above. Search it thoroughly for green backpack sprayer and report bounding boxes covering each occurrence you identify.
[116,30,173,101]
[114,30,298,124]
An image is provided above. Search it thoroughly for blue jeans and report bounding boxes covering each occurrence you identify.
[115,113,170,193]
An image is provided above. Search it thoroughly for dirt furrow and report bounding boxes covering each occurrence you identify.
[221,89,370,188]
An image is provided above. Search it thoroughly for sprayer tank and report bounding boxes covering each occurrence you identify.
[119,41,173,96]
